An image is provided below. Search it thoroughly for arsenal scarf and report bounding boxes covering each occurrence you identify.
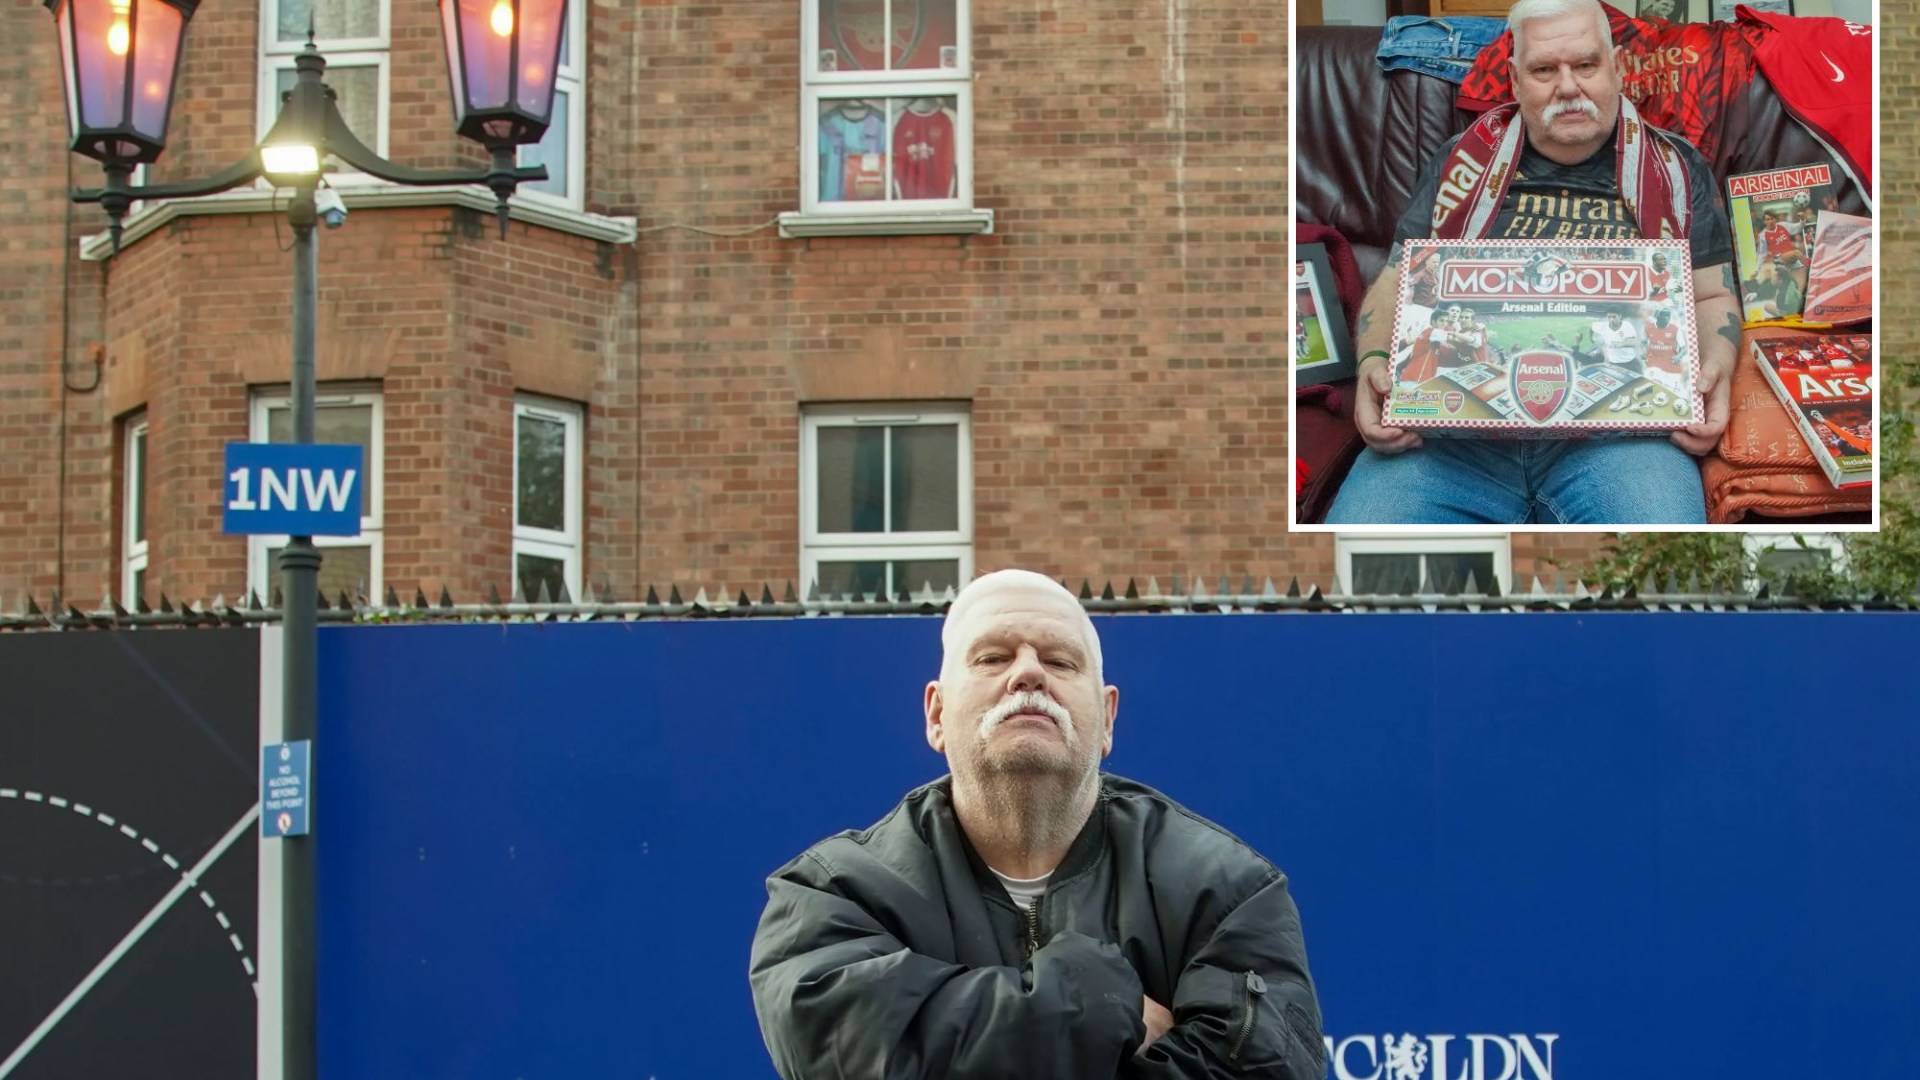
[1428,97,1691,242]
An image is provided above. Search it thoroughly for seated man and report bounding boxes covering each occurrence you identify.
[1329,0,1741,526]
[749,569,1323,1079]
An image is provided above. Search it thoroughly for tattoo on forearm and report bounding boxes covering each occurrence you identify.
[1358,310,1373,334]
[1720,264,1735,293]
[1716,311,1741,348]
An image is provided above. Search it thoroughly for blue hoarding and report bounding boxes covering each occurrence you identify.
[314,614,1918,1079]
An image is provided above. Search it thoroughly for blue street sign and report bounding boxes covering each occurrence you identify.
[223,443,363,536]
[262,740,312,838]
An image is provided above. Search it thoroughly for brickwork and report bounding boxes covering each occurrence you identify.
[1882,0,1918,472]
[0,14,106,601]
[18,1,1905,607]
[629,0,1304,592]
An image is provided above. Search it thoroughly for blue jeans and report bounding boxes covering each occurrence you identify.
[1375,16,1507,84]
[1325,439,1708,525]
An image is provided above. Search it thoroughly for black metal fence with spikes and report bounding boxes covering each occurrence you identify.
[2,574,1915,631]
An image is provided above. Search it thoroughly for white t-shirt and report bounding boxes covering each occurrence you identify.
[989,865,1052,911]
[1591,319,1640,365]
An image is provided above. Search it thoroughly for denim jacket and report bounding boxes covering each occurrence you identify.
[1375,16,1506,84]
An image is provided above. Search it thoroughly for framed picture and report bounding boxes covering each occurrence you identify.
[1711,0,1789,19]
[1294,242,1356,385]
[1633,0,1687,20]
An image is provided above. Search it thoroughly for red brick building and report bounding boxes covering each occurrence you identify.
[1,0,1614,611]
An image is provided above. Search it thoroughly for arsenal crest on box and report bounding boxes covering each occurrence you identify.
[1510,350,1573,423]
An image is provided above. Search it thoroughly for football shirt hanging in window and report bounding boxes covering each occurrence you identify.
[818,96,957,203]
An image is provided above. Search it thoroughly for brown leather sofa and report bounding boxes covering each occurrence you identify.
[1292,24,1872,524]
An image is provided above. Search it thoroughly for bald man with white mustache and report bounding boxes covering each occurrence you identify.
[751,569,1324,1079]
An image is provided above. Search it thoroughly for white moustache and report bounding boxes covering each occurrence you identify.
[978,691,1076,746]
[1543,98,1600,124]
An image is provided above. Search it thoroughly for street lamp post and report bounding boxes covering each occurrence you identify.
[45,1,569,1076]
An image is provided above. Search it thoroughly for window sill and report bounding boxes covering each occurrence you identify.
[80,184,638,260]
[777,209,994,239]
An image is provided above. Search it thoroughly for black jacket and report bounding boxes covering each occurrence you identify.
[749,774,1324,1079]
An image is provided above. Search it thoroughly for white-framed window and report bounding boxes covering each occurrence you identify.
[122,413,148,603]
[247,388,384,603]
[801,404,972,598]
[259,0,391,183]
[513,396,583,602]
[515,0,586,209]
[1745,532,1846,588]
[796,0,975,217]
[127,163,150,215]
[1336,534,1512,596]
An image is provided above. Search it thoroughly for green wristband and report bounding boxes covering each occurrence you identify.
[1360,349,1391,365]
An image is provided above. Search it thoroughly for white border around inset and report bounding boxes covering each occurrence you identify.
[1286,1,1885,536]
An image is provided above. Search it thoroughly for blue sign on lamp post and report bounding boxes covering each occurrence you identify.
[262,739,311,838]
[223,443,363,536]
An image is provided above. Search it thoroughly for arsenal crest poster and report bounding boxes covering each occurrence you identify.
[1383,239,1701,436]
[818,0,958,72]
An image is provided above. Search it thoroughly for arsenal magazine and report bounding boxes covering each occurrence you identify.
[1750,335,1874,490]
[1727,163,1839,325]
[1803,211,1873,326]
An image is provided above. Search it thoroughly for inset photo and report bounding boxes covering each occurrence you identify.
[1290,0,1877,530]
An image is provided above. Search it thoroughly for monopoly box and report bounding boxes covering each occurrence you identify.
[1382,239,1701,437]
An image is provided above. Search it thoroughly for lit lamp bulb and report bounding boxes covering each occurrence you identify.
[489,0,513,37]
[107,0,132,55]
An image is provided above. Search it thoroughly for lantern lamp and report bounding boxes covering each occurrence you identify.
[44,0,198,168]
[439,0,568,152]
